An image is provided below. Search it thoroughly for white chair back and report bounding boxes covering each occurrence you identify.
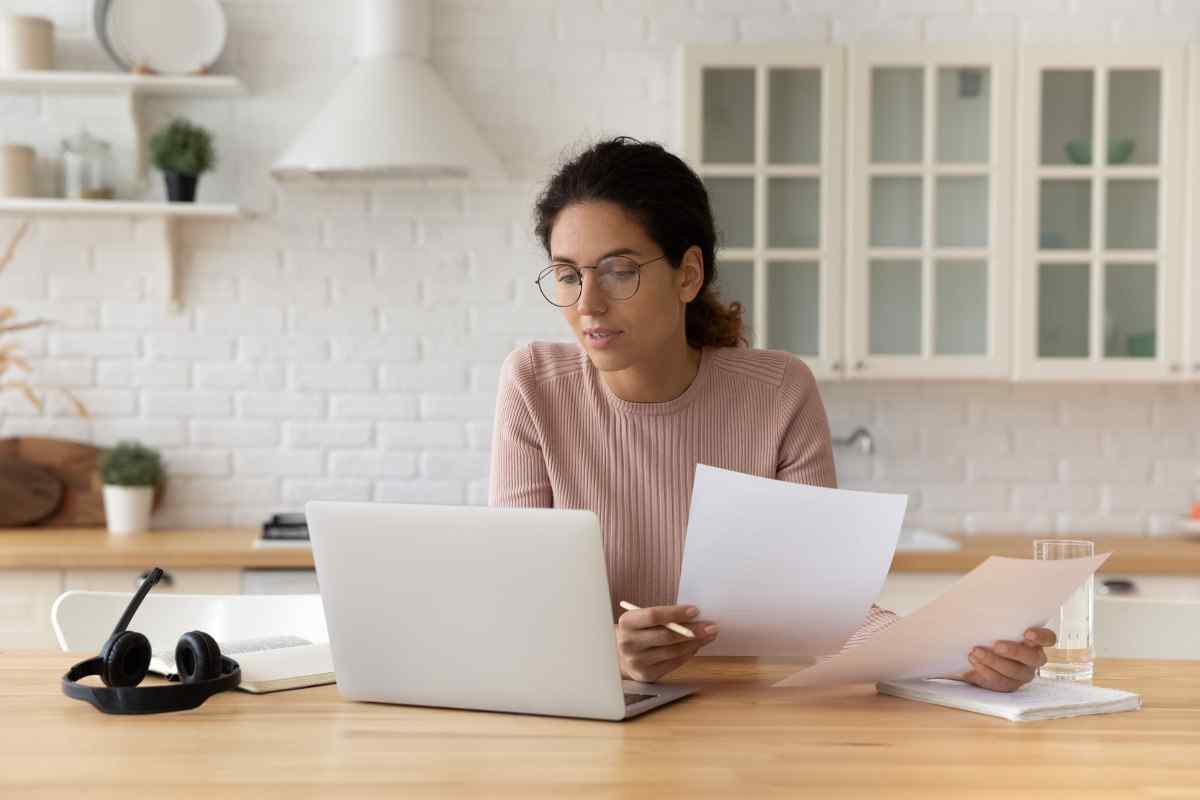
[51,591,328,655]
[1095,597,1200,660]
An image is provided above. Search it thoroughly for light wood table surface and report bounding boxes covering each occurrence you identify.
[3,653,1197,799]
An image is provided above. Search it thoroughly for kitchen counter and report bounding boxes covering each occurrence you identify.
[1,529,1198,574]
[890,534,1200,575]
[0,528,313,570]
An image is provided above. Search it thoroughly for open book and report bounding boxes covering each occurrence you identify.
[150,635,335,694]
[876,677,1141,722]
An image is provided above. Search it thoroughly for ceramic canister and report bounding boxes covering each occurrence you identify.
[0,15,54,72]
[0,144,36,197]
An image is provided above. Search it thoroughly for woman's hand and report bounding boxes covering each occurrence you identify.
[616,604,719,683]
[961,627,1056,692]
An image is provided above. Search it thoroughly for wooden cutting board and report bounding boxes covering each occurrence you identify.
[0,458,64,526]
[0,437,164,528]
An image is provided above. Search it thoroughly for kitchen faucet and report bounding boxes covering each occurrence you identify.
[833,426,875,455]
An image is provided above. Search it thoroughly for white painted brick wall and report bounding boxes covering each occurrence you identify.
[1,0,1197,534]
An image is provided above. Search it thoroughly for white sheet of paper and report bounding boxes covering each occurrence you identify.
[676,464,908,657]
[775,552,1110,688]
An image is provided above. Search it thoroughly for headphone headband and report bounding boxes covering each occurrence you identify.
[62,655,241,715]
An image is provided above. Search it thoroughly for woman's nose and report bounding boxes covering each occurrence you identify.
[576,273,607,315]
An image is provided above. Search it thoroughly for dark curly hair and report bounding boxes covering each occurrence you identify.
[533,136,747,349]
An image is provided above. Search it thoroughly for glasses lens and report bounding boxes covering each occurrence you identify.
[597,257,641,300]
[538,264,581,307]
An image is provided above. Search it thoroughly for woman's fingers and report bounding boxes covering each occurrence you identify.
[963,664,1022,693]
[636,638,705,668]
[993,639,1048,668]
[621,620,712,650]
[619,603,698,631]
[1024,627,1057,648]
[968,646,1035,688]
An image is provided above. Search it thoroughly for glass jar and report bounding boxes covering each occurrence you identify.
[60,129,114,200]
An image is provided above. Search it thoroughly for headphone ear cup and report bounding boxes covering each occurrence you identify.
[99,630,151,688]
[175,631,222,683]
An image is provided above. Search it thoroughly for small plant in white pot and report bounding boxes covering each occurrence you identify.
[99,441,163,535]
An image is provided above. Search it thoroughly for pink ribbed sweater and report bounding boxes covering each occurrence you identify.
[488,341,896,647]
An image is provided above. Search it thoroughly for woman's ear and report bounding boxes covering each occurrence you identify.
[678,246,705,303]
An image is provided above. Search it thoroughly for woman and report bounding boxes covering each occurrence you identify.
[489,137,1053,691]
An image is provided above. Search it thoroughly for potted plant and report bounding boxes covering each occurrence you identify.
[99,441,163,534]
[148,118,216,202]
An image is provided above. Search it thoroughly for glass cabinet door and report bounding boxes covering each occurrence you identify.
[848,47,1014,379]
[684,45,845,378]
[1019,48,1184,381]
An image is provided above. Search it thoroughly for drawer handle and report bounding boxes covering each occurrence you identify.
[139,569,174,587]
[1099,578,1136,596]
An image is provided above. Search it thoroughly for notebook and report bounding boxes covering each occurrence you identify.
[150,635,335,694]
[876,677,1142,722]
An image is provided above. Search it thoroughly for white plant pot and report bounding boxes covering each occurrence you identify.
[102,485,155,535]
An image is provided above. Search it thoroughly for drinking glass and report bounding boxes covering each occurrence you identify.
[1033,539,1095,681]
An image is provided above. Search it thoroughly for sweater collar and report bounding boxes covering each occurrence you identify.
[588,345,715,416]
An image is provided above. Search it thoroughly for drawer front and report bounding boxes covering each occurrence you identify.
[0,571,65,648]
[64,569,242,594]
[242,568,319,595]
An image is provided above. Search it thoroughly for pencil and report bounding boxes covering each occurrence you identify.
[618,600,696,639]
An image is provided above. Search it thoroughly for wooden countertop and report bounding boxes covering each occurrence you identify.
[889,534,1200,575]
[2,529,1198,574]
[0,528,313,569]
[2,653,1195,798]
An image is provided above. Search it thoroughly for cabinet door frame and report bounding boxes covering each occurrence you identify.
[846,45,1015,381]
[1187,45,1200,382]
[682,43,846,380]
[1015,46,1186,382]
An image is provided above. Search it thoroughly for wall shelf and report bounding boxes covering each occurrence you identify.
[0,70,245,186]
[0,199,242,312]
[0,70,246,313]
[0,70,245,96]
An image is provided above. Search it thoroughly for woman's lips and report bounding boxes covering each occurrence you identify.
[584,330,622,349]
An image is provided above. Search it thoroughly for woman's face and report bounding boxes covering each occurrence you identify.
[547,200,703,371]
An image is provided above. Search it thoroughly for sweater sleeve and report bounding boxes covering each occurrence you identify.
[487,347,554,509]
[776,356,900,648]
[775,357,837,490]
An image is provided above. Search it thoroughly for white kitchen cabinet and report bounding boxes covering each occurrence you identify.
[879,571,1200,618]
[846,46,1015,380]
[682,43,1200,384]
[64,568,243,594]
[1186,45,1200,382]
[683,44,846,379]
[1,567,316,649]
[1014,47,1187,381]
[0,571,64,649]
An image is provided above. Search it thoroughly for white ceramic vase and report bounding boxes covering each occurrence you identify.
[102,485,154,535]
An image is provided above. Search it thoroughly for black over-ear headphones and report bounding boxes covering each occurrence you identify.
[62,567,241,714]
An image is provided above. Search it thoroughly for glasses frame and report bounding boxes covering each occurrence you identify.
[535,254,669,308]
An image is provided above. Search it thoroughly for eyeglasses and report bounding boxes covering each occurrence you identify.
[535,255,667,308]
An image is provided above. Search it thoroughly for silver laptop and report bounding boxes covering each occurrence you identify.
[305,501,696,721]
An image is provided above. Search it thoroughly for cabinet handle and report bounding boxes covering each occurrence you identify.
[1170,362,1182,373]
[831,360,843,371]
[854,360,865,370]
[1193,363,1200,372]
[1099,578,1136,596]
[139,569,174,587]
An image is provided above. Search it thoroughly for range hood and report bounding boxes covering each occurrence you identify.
[271,0,504,180]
